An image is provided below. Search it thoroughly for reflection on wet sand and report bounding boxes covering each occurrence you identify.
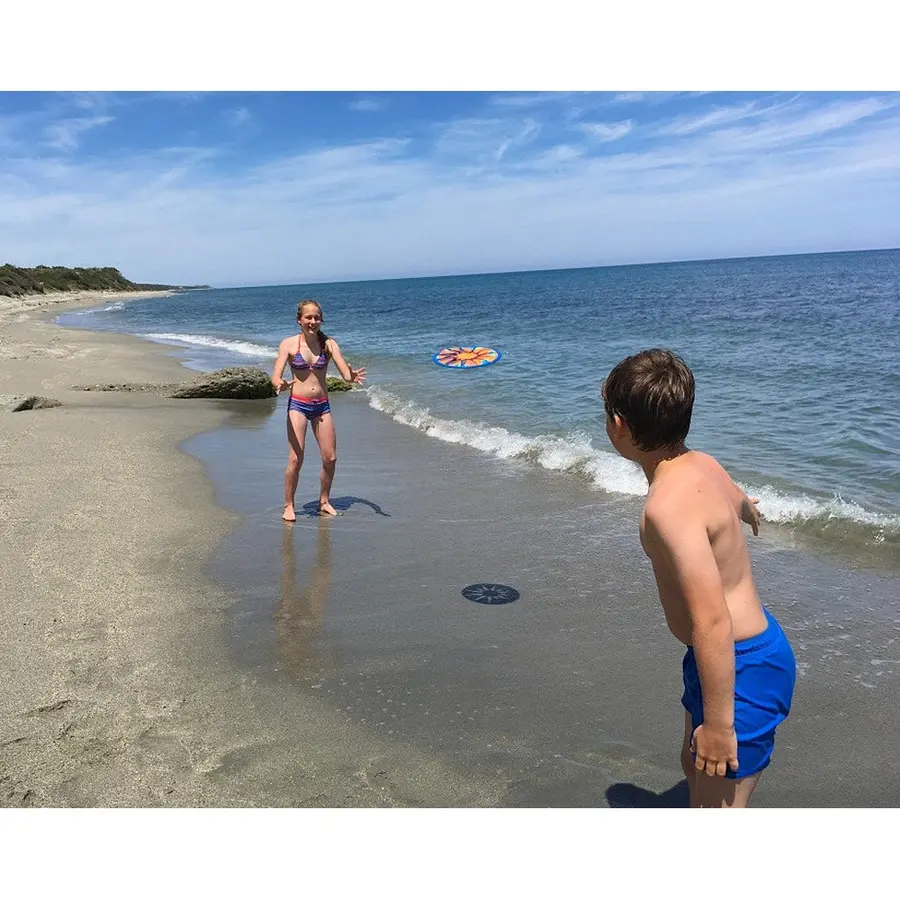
[275,521,335,677]
[216,397,278,428]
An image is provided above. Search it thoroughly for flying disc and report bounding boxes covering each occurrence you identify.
[433,346,501,369]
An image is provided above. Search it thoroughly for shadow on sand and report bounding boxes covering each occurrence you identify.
[300,495,391,517]
[605,779,690,808]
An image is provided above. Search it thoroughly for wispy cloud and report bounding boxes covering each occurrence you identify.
[495,119,541,160]
[349,98,388,112]
[225,107,252,126]
[577,120,633,142]
[706,96,895,152]
[43,115,114,151]
[488,92,577,109]
[69,92,116,111]
[609,92,685,105]
[655,99,780,136]
[434,117,541,165]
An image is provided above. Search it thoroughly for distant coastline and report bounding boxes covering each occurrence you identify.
[0,263,209,298]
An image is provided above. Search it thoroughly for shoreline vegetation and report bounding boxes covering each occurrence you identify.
[0,263,209,298]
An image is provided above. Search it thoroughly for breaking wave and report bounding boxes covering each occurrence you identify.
[367,386,900,548]
[144,332,274,359]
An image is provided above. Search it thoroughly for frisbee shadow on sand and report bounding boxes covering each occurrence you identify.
[461,583,520,605]
[300,496,391,517]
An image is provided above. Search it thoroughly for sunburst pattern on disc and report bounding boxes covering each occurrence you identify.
[433,346,501,369]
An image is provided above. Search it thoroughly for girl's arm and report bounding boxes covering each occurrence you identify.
[327,339,367,384]
[272,339,293,393]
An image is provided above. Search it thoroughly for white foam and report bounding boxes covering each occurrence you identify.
[78,301,125,314]
[743,483,900,536]
[367,387,647,496]
[144,332,274,358]
[366,387,900,537]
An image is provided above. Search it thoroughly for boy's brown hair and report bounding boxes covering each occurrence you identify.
[603,348,695,451]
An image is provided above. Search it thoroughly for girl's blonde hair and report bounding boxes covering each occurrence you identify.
[296,299,330,355]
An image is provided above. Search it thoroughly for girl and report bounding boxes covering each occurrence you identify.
[271,299,366,521]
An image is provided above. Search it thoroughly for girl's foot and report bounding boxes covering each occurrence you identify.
[282,504,296,522]
[318,501,342,516]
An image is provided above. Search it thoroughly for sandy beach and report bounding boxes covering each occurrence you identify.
[3,291,899,807]
[0,292,505,806]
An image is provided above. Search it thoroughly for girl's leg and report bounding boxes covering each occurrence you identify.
[310,413,339,515]
[283,409,308,521]
[680,711,696,806]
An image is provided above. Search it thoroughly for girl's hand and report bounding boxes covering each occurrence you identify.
[349,366,367,385]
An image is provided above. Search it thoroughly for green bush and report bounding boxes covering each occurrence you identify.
[0,264,209,297]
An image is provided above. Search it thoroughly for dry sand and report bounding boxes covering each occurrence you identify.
[0,292,507,806]
[0,288,177,322]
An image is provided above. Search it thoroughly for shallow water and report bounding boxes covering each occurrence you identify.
[61,249,900,556]
[186,396,900,806]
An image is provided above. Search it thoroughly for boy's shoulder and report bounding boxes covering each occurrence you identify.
[645,453,730,527]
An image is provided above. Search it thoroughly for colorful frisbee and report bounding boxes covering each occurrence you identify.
[433,346,501,369]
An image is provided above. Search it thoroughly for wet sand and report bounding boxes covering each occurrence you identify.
[196,394,900,807]
[2,293,898,806]
[0,296,506,806]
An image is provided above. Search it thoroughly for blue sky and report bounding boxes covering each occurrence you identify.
[2,91,899,286]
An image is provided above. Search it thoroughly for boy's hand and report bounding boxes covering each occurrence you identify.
[691,724,739,777]
[740,496,761,536]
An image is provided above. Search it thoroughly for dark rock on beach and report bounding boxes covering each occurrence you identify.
[73,367,355,400]
[73,383,167,394]
[74,366,277,400]
[168,367,276,400]
[4,394,63,412]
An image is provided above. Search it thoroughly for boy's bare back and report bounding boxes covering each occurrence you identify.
[640,450,768,645]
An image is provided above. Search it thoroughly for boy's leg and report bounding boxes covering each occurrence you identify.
[691,768,761,808]
[680,711,696,805]
[683,712,762,807]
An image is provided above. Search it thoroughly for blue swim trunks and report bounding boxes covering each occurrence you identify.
[681,607,796,779]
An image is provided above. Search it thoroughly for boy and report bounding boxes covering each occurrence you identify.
[603,349,796,808]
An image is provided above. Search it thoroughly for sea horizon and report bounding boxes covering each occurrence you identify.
[200,245,900,292]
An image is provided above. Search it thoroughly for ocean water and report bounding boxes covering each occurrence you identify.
[58,249,900,556]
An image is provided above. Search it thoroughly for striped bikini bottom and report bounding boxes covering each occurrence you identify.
[287,395,331,421]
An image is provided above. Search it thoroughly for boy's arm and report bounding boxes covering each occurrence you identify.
[721,462,761,535]
[644,503,739,777]
[739,493,761,536]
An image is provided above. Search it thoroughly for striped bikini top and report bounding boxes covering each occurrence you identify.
[291,337,328,371]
